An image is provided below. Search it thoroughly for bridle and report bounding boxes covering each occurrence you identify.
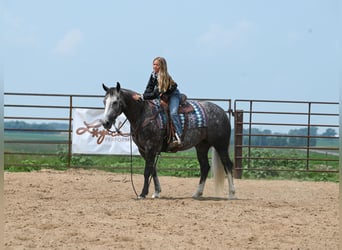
[105,117,129,136]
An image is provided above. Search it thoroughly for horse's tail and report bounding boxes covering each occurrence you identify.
[211,148,225,196]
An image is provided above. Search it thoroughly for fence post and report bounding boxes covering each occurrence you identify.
[234,110,243,179]
[68,96,73,168]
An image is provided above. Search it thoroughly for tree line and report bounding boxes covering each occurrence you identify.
[4,121,68,132]
[232,127,337,147]
[5,121,338,147]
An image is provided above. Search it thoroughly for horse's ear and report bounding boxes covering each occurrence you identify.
[116,82,121,92]
[102,83,109,92]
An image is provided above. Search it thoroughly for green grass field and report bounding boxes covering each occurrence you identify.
[4,131,339,182]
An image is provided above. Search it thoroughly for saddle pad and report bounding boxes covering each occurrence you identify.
[179,100,208,129]
[149,100,167,129]
[149,99,207,130]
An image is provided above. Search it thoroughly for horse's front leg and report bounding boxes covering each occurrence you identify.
[139,156,159,199]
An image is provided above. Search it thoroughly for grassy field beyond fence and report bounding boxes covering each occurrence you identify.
[4,132,339,182]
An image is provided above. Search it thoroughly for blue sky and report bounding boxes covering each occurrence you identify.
[3,0,341,102]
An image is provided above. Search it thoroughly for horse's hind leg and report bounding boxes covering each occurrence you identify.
[192,144,210,198]
[152,169,161,198]
[216,148,236,199]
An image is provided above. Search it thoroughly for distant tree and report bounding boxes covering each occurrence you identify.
[322,128,337,137]
[288,126,318,146]
[241,128,290,147]
[267,134,288,146]
[243,128,264,146]
[5,121,68,132]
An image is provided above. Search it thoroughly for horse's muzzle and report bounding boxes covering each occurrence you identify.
[102,119,113,130]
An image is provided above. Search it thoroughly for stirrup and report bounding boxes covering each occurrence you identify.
[175,133,182,144]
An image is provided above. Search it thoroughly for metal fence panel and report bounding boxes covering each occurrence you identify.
[4,93,339,177]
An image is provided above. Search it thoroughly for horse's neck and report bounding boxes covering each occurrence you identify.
[122,92,145,128]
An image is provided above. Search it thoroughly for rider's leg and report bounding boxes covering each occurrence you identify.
[169,90,182,144]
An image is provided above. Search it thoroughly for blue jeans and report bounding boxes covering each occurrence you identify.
[169,89,183,137]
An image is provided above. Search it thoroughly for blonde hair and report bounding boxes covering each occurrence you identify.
[153,57,175,93]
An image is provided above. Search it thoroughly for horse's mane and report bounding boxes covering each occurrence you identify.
[121,88,137,96]
[119,88,145,111]
[120,88,139,104]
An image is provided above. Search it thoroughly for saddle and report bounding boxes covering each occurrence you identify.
[159,94,194,150]
[160,94,194,114]
[143,94,196,151]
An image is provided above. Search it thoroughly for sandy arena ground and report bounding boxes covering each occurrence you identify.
[4,169,339,249]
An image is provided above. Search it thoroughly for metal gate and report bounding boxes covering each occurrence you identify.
[233,99,339,178]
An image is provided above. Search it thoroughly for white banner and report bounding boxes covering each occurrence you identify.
[72,108,139,155]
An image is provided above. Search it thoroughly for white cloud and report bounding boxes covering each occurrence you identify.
[52,29,83,56]
[196,20,255,52]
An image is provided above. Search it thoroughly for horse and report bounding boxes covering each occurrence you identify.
[100,82,236,199]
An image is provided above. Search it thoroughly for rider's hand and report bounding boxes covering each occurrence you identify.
[132,94,142,101]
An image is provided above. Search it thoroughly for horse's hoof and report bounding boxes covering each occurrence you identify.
[137,195,146,200]
[152,192,160,199]
[192,192,203,198]
[228,195,237,200]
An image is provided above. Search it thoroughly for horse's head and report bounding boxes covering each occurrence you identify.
[102,82,124,130]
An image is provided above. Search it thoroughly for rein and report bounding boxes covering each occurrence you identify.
[106,118,129,136]
[106,117,140,198]
[105,98,161,199]
[129,126,139,198]
[108,118,160,199]
[128,126,160,199]
[105,118,141,198]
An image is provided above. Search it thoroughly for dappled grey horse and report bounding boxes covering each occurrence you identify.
[99,82,236,199]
